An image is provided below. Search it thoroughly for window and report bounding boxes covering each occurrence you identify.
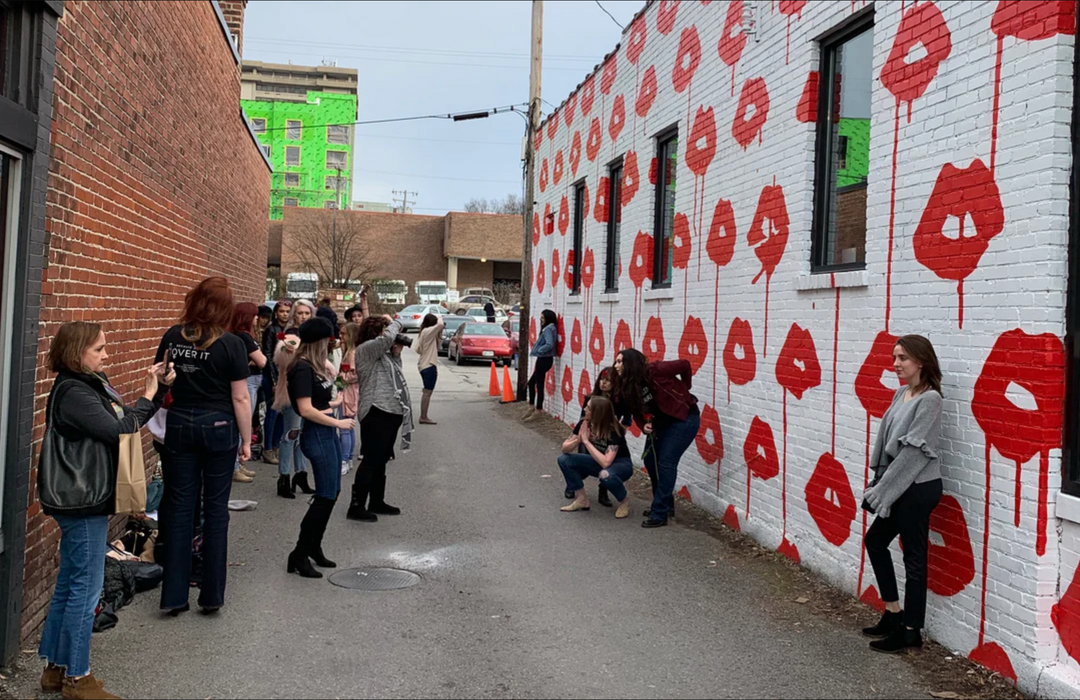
[605,158,623,293]
[285,146,300,167]
[327,125,349,145]
[326,150,347,170]
[283,197,298,207]
[324,201,338,209]
[285,172,300,187]
[653,129,678,286]
[325,175,347,191]
[286,119,302,140]
[251,118,266,133]
[571,181,585,294]
[811,15,873,271]
[260,144,271,158]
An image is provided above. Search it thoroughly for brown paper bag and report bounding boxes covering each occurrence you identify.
[115,433,147,515]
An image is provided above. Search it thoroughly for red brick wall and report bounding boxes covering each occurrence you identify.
[21,0,270,639]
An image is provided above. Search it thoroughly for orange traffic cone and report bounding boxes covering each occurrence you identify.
[500,365,516,403]
[488,361,500,397]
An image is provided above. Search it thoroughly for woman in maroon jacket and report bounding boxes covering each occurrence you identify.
[613,348,700,529]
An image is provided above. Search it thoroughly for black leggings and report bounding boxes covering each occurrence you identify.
[865,479,942,629]
[527,357,554,409]
[358,407,404,503]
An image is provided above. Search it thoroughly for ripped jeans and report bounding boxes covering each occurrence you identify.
[277,404,308,477]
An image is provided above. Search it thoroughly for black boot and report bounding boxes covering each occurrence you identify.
[368,475,401,516]
[309,497,338,568]
[597,485,613,508]
[286,506,322,579]
[564,489,575,500]
[277,474,296,499]
[293,471,315,495]
[869,627,922,654]
[346,482,377,522]
[862,610,903,638]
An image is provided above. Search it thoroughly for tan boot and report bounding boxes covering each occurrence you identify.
[263,448,279,465]
[239,467,257,478]
[41,664,63,693]
[232,471,253,483]
[521,407,535,420]
[62,674,119,700]
[523,409,540,422]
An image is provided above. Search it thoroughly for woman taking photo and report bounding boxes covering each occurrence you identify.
[346,315,414,522]
[156,277,252,616]
[338,322,360,476]
[38,322,170,699]
[613,348,700,529]
[273,299,316,498]
[523,309,558,422]
[862,335,944,654]
[415,313,445,424]
[230,302,266,483]
[285,318,355,578]
[557,395,634,519]
[261,301,291,465]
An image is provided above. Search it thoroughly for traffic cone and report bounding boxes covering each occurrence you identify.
[488,361,500,397]
[500,365,516,403]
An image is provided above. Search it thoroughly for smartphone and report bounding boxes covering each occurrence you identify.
[162,343,173,377]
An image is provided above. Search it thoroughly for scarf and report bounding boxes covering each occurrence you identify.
[387,353,414,453]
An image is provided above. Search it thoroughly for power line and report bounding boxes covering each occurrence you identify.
[355,168,520,185]
[594,1,624,30]
[250,103,529,133]
[243,46,596,73]
[243,36,600,62]
[354,132,520,147]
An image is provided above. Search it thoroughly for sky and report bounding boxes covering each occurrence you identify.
[242,0,645,214]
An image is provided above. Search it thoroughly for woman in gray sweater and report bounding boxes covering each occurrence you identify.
[861,334,944,654]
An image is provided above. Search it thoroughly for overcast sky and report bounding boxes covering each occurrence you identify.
[243,0,644,214]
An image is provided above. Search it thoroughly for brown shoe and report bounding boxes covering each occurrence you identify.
[263,448,279,465]
[41,664,63,693]
[239,467,257,478]
[62,674,119,700]
[232,471,253,483]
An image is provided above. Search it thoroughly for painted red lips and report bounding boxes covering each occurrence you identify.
[587,118,603,162]
[744,416,779,481]
[677,316,708,375]
[926,495,975,597]
[621,151,640,207]
[696,404,724,465]
[804,453,856,546]
[589,317,605,366]
[643,316,666,362]
[707,198,737,267]
[672,213,691,270]
[723,318,757,389]
[613,319,632,358]
[992,0,1075,41]
[609,95,626,142]
[629,231,654,289]
[717,0,747,93]
[557,195,569,236]
[657,0,680,35]
[636,66,658,118]
[687,106,717,177]
[672,25,702,93]
[776,323,821,400]
[581,247,595,289]
[570,317,583,355]
[569,131,582,177]
[747,183,789,285]
[627,13,648,64]
[854,331,901,419]
[732,77,770,148]
[881,1,952,108]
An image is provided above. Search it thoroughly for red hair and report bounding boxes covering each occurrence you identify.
[180,276,235,349]
[230,302,258,335]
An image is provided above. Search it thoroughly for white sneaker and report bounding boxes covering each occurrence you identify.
[341,461,351,476]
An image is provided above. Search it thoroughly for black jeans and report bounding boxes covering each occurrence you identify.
[160,407,238,611]
[358,407,404,503]
[527,356,554,409]
[865,478,943,629]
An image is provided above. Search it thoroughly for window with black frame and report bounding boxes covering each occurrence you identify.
[605,160,623,293]
[572,180,585,294]
[811,15,873,271]
[653,128,678,286]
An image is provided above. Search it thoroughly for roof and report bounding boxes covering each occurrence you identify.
[443,212,523,262]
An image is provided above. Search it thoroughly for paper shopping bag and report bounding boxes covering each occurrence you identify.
[115,433,147,515]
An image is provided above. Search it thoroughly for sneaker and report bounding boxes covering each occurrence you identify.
[341,461,351,476]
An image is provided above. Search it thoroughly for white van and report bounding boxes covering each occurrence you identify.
[285,272,318,300]
[415,280,448,304]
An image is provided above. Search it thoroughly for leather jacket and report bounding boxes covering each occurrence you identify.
[626,359,699,428]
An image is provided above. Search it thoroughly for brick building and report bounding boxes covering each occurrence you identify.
[272,208,522,301]
[0,0,269,660]
[530,1,1080,696]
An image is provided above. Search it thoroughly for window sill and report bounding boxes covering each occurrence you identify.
[1057,491,1080,525]
[566,294,583,305]
[598,293,620,304]
[644,287,676,301]
[796,270,869,291]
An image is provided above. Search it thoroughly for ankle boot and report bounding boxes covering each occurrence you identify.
[287,506,323,579]
[862,610,903,638]
[62,674,119,700]
[346,483,377,522]
[277,474,296,499]
[263,448,279,465]
[869,626,922,654]
[293,471,315,495]
[368,475,400,515]
[41,664,64,693]
[309,497,338,568]
[286,549,322,578]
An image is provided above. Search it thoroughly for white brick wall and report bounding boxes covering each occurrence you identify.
[529,1,1080,696]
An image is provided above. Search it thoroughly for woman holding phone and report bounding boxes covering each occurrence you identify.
[273,299,316,498]
[230,302,266,483]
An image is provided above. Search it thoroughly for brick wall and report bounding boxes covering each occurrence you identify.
[530,2,1079,696]
[218,0,246,57]
[22,0,270,639]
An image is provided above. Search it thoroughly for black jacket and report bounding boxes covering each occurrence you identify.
[41,370,164,517]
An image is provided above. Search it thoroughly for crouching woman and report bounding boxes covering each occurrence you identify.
[557,396,634,519]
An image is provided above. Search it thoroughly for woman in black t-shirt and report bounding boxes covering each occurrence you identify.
[230,302,266,483]
[284,318,355,579]
[557,396,634,519]
[155,277,252,616]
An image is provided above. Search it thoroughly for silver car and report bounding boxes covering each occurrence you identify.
[394,304,447,332]
[464,306,509,326]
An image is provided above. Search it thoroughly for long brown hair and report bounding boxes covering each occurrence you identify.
[341,322,358,364]
[180,277,234,349]
[294,338,332,382]
[230,302,258,336]
[48,321,103,374]
[358,315,390,343]
[896,334,943,397]
[612,348,649,417]
[587,395,624,438]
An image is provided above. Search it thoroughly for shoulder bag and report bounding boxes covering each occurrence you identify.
[37,379,114,513]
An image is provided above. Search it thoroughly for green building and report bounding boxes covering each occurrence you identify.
[240,60,358,220]
[836,118,869,189]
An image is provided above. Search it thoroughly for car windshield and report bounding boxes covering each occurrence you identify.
[401,305,426,313]
[444,318,468,331]
[465,324,507,336]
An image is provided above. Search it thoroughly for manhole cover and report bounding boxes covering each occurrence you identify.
[328,567,422,591]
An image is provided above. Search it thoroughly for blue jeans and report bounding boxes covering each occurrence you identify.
[38,515,108,678]
[338,410,355,463]
[235,375,261,471]
[300,421,342,500]
[277,404,308,476]
[642,408,701,522]
[558,453,634,503]
[161,407,238,610]
[262,370,283,450]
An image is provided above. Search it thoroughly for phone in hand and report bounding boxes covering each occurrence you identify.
[161,344,173,377]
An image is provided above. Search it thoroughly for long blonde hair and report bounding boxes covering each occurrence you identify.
[286,299,316,330]
[341,323,358,366]
[295,338,331,382]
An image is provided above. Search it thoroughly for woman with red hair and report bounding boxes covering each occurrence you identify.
[229,302,266,483]
[155,277,252,616]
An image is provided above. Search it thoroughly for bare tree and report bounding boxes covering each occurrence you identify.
[463,193,524,215]
[287,214,376,290]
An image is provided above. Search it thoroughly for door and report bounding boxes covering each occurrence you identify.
[0,144,24,545]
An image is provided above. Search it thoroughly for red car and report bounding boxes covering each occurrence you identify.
[447,323,513,366]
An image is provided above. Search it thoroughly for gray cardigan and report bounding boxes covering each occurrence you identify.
[863,386,943,518]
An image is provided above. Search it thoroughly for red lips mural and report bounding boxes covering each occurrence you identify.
[657,0,680,35]
[539,158,549,193]
[529,318,537,347]
[926,495,975,597]
[543,202,554,236]
[707,199,737,268]
[547,114,559,143]
[913,159,1003,328]
[594,177,610,224]
[881,1,952,117]
[589,317,606,366]
[855,331,902,419]
[636,66,659,118]
[627,14,648,64]
[551,248,560,290]
[732,77,770,148]
[672,213,692,271]
[687,106,717,177]
[776,324,821,401]
[546,364,556,399]
[531,212,541,246]
[805,453,856,546]
[558,195,569,236]
[723,318,757,403]
[587,118,603,162]
[564,249,575,290]
[609,95,627,143]
[569,131,582,177]
[581,247,595,289]
[621,151,640,207]
[561,365,574,404]
[536,259,546,294]
[564,94,577,128]
[613,319,633,358]
[533,128,542,152]
[553,150,564,187]
[649,157,658,186]
[992,0,1074,41]
[678,316,708,375]
[696,405,724,489]
[1053,562,1080,665]
[570,318,583,356]
[581,74,596,118]
[672,25,702,94]
[555,316,566,357]
[796,71,818,123]
[643,316,666,362]
[778,1,806,64]
[629,231,654,289]
[748,182,789,354]
[744,415,779,515]
[717,0,747,95]
[578,369,592,408]
[601,55,618,95]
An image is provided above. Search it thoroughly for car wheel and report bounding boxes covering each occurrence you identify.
[455,348,464,366]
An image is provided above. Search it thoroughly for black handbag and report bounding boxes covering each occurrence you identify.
[37,378,114,514]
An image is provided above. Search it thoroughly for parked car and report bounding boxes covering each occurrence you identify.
[439,316,471,355]
[393,304,447,332]
[447,294,506,316]
[465,306,509,326]
[507,304,522,318]
[447,323,514,366]
[502,317,523,370]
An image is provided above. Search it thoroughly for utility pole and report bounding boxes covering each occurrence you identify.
[392,189,418,214]
[517,0,542,402]
[332,168,341,286]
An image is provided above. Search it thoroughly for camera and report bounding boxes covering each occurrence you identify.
[394,334,413,348]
